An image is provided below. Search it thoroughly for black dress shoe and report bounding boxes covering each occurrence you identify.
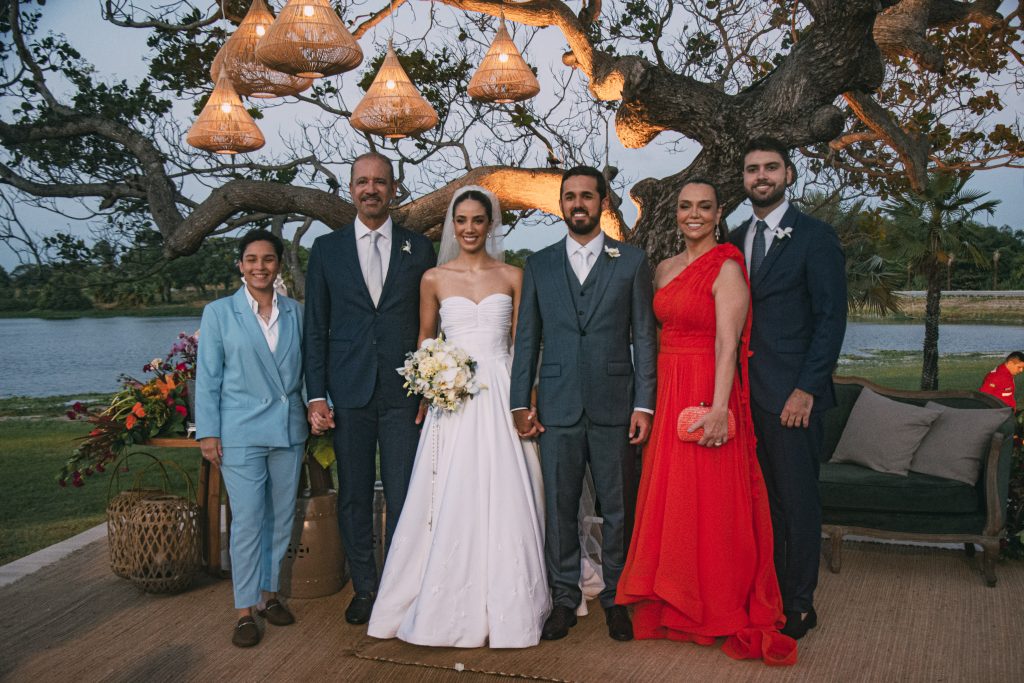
[540,605,577,640]
[780,607,817,640]
[604,605,633,641]
[257,598,295,626]
[232,616,261,648]
[345,592,376,625]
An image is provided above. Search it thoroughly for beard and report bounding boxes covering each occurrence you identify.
[746,183,787,208]
[564,210,601,235]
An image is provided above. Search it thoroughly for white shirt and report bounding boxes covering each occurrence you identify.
[242,284,280,353]
[743,200,790,274]
[566,231,605,284]
[354,216,393,287]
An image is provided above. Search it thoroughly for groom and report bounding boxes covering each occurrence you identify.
[511,165,657,642]
[304,152,435,625]
[729,137,847,639]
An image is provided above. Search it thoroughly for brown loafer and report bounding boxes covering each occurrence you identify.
[232,616,261,648]
[257,598,295,626]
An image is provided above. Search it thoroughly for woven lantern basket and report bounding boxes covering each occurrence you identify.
[468,19,540,104]
[125,493,202,594]
[350,41,438,139]
[186,69,266,154]
[210,0,313,98]
[107,488,164,579]
[255,0,362,78]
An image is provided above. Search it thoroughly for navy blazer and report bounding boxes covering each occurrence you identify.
[510,236,657,427]
[194,287,308,448]
[729,205,847,414]
[303,223,435,410]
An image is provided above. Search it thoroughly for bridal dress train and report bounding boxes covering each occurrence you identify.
[367,293,550,648]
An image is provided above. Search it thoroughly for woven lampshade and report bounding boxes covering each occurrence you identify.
[210,0,313,98]
[468,19,540,104]
[255,0,362,78]
[186,69,266,154]
[350,41,439,139]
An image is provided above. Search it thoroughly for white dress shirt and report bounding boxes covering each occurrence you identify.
[566,231,605,284]
[743,200,790,274]
[355,216,393,289]
[242,284,280,353]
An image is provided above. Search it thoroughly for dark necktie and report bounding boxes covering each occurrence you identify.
[750,219,768,275]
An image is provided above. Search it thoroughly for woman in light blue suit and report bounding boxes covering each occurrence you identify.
[195,229,307,648]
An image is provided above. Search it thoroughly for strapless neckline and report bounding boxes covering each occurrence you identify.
[440,293,512,307]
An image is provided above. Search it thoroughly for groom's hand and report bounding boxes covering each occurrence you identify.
[308,401,335,435]
[513,408,544,438]
[628,411,652,445]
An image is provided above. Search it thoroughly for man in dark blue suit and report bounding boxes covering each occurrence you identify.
[304,153,435,625]
[729,137,847,640]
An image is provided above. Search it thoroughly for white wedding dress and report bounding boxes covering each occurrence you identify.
[367,293,551,648]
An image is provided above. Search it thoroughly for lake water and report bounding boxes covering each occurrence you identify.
[0,317,1021,398]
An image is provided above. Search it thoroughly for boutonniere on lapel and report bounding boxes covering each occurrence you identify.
[603,246,621,259]
[771,226,793,240]
[402,240,412,254]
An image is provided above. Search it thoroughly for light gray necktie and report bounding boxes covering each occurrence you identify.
[575,248,593,284]
[366,231,383,306]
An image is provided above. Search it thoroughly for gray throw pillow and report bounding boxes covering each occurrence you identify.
[909,401,1012,485]
[830,388,943,476]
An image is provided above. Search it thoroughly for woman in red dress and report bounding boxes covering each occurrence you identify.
[616,179,796,666]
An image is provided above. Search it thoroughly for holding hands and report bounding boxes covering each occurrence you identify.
[308,401,335,435]
[512,407,545,439]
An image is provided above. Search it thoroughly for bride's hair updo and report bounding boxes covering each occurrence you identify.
[452,189,493,227]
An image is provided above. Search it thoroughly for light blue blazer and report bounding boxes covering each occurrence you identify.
[195,286,308,448]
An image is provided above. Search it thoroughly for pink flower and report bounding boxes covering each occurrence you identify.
[175,405,188,416]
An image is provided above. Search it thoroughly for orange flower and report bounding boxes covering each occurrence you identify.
[125,413,137,430]
[154,376,177,398]
[132,402,146,418]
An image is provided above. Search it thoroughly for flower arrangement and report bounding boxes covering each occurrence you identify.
[59,332,199,488]
[397,335,485,412]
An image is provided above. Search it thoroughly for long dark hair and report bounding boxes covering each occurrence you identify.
[452,189,493,225]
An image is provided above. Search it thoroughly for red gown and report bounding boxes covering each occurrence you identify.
[616,244,796,666]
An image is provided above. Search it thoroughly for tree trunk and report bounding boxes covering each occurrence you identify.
[920,268,942,390]
[286,218,312,301]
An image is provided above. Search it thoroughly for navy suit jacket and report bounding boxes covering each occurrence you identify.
[303,223,435,410]
[510,236,657,427]
[194,287,308,447]
[729,205,847,414]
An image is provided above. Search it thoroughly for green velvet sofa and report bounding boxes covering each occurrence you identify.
[819,376,1015,586]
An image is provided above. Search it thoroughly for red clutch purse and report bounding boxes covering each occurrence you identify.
[677,403,736,443]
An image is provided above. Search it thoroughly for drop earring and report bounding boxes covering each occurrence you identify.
[714,222,722,242]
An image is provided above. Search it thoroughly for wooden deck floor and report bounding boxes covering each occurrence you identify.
[1,537,1022,682]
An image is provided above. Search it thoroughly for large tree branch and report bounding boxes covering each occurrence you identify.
[874,0,1005,72]
[843,91,930,192]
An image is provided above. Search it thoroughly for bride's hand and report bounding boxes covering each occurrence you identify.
[415,400,428,425]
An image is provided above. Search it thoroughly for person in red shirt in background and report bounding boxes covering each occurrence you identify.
[979,351,1024,410]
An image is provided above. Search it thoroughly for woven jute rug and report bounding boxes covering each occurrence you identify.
[1,538,1021,682]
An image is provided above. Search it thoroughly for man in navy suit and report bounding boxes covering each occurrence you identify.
[511,166,658,642]
[729,137,847,640]
[304,153,435,625]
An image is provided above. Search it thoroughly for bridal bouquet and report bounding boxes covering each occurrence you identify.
[398,335,485,412]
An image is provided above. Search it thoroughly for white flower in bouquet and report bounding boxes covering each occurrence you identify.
[397,334,485,412]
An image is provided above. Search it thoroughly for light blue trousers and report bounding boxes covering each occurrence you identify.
[220,444,304,609]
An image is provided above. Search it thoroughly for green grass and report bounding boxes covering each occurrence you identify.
[1,419,201,566]
[3,353,1020,566]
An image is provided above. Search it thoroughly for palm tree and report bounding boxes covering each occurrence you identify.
[801,192,904,317]
[883,172,999,390]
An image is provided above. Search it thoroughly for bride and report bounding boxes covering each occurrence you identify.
[367,186,550,648]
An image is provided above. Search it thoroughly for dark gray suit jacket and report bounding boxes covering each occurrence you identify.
[303,223,435,409]
[510,236,657,427]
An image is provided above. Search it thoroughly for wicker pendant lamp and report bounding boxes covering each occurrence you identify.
[350,40,438,139]
[468,16,540,104]
[186,69,266,154]
[210,0,313,98]
[255,0,363,79]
